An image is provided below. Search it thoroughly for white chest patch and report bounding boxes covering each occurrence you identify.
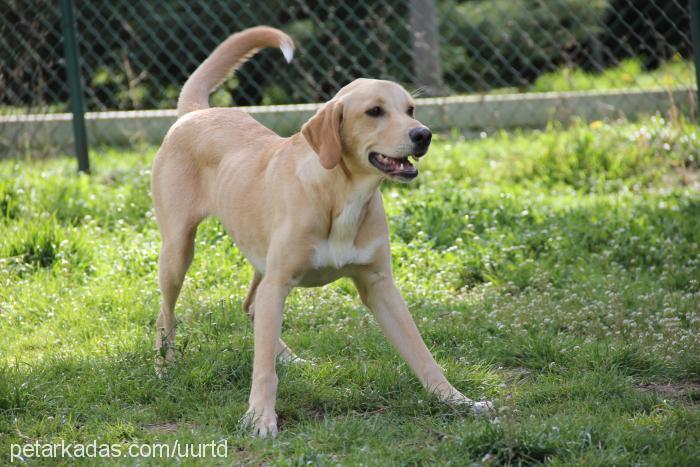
[311,184,381,269]
[312,232,381,270]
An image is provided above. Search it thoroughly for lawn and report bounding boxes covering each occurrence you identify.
[1,115,699,464]
[530,57,695,93]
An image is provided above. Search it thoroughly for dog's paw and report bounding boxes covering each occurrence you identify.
[453,397,495,417]
[277,348,314,366]
[277,353,313,366]
[154,354,173,378]
[470,400,495,416]
[154,362,167,378]
[154,332,175,378]
[439,387,495,416]
[241,407,278,438]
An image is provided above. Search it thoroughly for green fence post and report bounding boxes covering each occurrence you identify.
[692,0,700,122]
[60,0,90,173]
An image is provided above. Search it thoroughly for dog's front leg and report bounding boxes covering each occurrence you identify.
[354,270,493,415]
[242,275,290,437]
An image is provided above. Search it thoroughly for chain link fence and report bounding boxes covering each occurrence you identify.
[1,0,697,158]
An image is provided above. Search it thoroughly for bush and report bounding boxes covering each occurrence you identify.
[3,0,691,110]
[439,0,610,92]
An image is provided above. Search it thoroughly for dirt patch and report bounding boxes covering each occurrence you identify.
[636,382,700,405]
[502,367,531,385]
[143,422,193,433]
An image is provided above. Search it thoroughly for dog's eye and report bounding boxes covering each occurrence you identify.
[407,106,415,117]
[365,106,384,117]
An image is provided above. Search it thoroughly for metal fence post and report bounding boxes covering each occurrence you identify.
[692,0,700,122]
[60,0,90,173]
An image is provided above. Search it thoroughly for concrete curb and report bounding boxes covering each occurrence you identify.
[0,87,694,156]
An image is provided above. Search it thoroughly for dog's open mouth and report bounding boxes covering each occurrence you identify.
[368,152,418,180]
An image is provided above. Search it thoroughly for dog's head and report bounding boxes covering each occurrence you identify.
[302,78,431,182]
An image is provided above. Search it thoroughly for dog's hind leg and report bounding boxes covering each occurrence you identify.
[152,158,205,375]
[243,271,304,363]
[154,215,199,375]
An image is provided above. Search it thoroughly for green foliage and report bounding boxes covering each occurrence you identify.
[439,0,610,91]
[0,179,19,219]
[0,116,698,463]
[4,0,693,113]
[533,57,696,92]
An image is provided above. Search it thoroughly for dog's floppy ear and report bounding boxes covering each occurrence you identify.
[302,100,344,169]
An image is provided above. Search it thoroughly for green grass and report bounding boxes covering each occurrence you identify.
[1,115,699,464]
[531,57,695,93]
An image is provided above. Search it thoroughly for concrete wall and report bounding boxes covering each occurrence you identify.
[0,88,694,157]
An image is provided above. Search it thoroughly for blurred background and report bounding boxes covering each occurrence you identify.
[0,0,696,160]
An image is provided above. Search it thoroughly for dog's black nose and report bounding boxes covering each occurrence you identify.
[409,127,432,145]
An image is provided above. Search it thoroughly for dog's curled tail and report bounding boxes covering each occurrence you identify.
[177,26,294,117]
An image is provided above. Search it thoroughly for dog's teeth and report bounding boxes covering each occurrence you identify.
[400,163,404,170]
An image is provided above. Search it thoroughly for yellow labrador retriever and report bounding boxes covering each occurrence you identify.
[152,26,492,437]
